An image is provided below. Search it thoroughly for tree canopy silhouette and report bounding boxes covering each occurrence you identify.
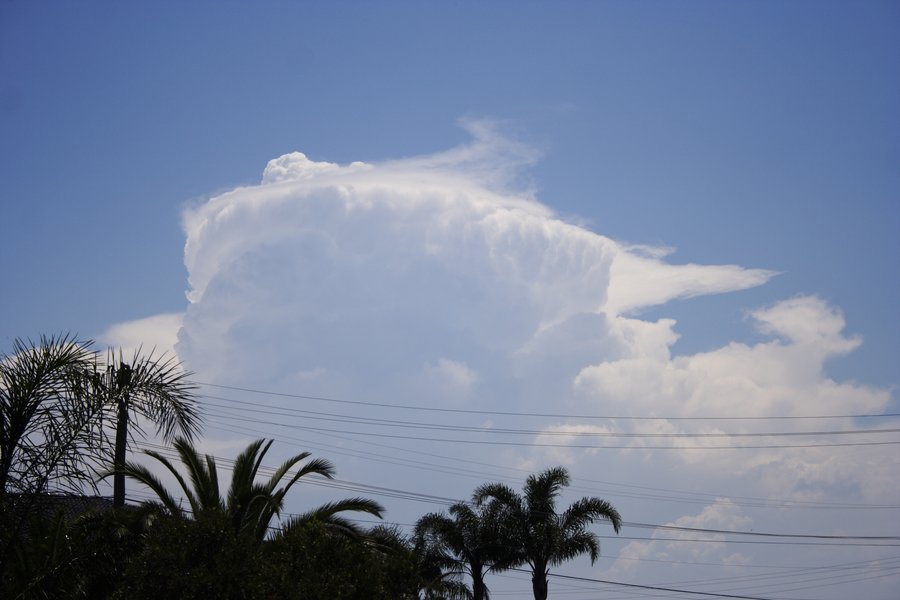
[109,436,383,542]
[474,466,621,600]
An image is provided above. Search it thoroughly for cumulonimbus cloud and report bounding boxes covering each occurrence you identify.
[175,121,776,397]
[174,124,895,503]
[99,122,896,593]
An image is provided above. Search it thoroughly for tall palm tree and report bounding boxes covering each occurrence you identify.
[415,501,507,600]
[473,467,621,600]
[87,348,202,507]
[110,437,383,541]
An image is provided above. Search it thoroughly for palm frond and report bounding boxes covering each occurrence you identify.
[524,466,569,513]
[262,450,315,496]
[307,497,385,520]
[102,459,185,516]
[552,530,601,565]
[279,455,335,486]
[225,438,268,511]
[562,497,622,534]
[472,482,520,510]
[172,437,221,512]
[1,334,104,499]
[107,347,202,442]
[284,497,384,538]
[367,523,411,554]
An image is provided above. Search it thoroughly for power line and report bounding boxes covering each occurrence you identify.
[515,568,790,600]
[191,380,900,422]
[202,418,900,511]
[125,489,880,600]
[204,421,900,510]
[658,561,900,591]
[624,521,900,541]
[200,395,900,439]
[132,441,900,546]
[593,534,900,547]
[123,488,900,593]
[663,558,900,597]
[122,443,900,596]
[191,386,900,508]
[204,410,900,450]
[603,553,900,574]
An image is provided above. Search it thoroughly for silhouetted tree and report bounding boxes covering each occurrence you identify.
[1,335,101,500]
[0,501,156,600]
[87,349,201,507]
[1,335,105,577]
[109,437,383,541]
[474,467,621,600]
[0,336,202,512]
[114,510,267,600]
[415,501,507,600]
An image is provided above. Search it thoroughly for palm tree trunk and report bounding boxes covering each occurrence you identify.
[113,363,132,508]
[472,569,486,600]
[113,396,128,507]
[531,566,549,600]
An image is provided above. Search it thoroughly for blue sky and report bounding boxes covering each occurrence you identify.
[2,1,897,386]
[2,2,899,598]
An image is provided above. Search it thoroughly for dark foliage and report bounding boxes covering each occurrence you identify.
[474,467,622,600]
[113,511,268,600]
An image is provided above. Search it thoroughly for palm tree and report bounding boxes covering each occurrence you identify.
[1,335,106,578]
[473,467,621,600]
[367,524,471,600]
[415,501,507,600]
[0,336,200,585]
[1,335,101,500]
[110,437,383,541]
[0,337,201,508]
[87,348,202,507]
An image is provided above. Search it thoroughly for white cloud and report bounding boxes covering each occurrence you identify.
[97,312,184,358]
[606,252,775,315]
[533,423,619,465]
[262,152,340,184]
[607,499,753,579]
[159,123,896,598]
[751,295,861,352]
[575,295,886,419]
[572,295,896,504]
[176,122,773,399]
[424,358,480,392]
